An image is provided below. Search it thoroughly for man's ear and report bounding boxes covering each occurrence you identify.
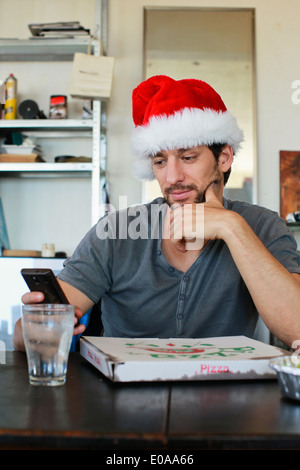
[218,145,233,172]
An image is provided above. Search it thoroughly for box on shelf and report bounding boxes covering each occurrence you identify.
[80,335,287,383]
[0,154,44,162]
[70,52,114,100]
[2,249,42,257]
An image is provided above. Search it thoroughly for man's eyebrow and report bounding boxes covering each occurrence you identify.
[151,152,164,159]
[151,147,198,159]
[152,148,190,158]
[178,147,199,153]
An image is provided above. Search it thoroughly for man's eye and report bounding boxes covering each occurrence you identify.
[153,160,165,166]
[183,156,196,161]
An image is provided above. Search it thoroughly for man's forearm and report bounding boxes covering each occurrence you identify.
[223,212,300,347]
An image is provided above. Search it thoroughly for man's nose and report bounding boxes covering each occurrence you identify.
[165,159,184,185]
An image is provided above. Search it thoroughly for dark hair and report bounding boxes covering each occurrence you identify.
[208,143,232,186]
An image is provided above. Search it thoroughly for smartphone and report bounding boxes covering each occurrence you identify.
[21,268,69,304]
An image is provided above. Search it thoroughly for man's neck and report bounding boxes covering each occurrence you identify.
[161,237,202,273]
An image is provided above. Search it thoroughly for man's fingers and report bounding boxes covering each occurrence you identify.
[21,291,44,304]
[172,204,205,251]
[73,306,86,336]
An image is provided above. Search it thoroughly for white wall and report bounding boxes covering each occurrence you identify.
[106,0,300,227]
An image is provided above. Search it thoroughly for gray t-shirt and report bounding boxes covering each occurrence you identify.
[57,197,300,339]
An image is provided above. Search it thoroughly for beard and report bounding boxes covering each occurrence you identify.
[164,182,204,206]
[164,164,223,207]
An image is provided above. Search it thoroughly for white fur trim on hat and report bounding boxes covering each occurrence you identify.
[132,107,244,181]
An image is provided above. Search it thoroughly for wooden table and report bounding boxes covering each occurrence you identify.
[1,351,300,451]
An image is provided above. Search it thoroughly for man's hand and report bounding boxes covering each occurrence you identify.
[166,183,228,252]
[14,290,87,351]
[21,290,86,336]
[200,183,229,241]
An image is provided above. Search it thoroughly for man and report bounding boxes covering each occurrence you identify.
[13,75,300,350]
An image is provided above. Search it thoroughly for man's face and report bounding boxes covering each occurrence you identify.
[151,145,226,206]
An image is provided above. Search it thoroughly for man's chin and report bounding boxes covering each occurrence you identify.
[163,185,207,206]
[165,194,204,207]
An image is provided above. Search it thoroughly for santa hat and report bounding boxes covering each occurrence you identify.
[131,75,243,181]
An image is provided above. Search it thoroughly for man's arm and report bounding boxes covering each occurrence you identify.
[13,280,94,351]
[221,210,300,347]
[171,184,300,347]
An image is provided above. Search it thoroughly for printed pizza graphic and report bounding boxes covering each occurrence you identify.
[124,341,256,359]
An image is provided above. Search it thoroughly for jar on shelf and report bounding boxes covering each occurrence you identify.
[49,95,68,119]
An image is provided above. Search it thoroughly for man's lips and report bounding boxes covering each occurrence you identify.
[169,189,194,200]
[169,189,193,201]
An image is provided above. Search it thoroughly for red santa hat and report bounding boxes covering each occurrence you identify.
[131,75,243,180]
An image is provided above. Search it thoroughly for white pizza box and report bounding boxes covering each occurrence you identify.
[80,335,287,382]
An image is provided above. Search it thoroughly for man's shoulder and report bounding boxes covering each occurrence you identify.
[224,198,287,236]
[224,197,279,218]
[104,197,166,217]
[95,197,167,241]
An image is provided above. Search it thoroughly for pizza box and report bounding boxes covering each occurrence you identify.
[80,335,287,382]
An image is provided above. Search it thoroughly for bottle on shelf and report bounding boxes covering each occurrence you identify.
[4,73,17,119]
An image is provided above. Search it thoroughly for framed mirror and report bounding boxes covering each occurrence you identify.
[143,7,256,204]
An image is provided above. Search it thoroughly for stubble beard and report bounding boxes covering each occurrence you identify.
[164,165,223,207]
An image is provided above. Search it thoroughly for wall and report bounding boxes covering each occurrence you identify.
[106,0,300,231]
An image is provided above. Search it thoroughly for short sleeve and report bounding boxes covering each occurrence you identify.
[57,219,114,304]
[255,211,300,274]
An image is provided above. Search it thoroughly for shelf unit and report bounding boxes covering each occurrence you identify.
[0,37,94,61]
[0,119,93,129]
[0,117,102,222]
[287,223,300,232]
[0,0,108,251]
[0,162,93,173]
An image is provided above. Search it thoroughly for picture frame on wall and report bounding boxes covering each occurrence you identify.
[280,151,300,222]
